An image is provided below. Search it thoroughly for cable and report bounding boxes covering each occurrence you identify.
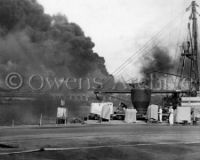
[111,11,185,75]
[102,10,187,86]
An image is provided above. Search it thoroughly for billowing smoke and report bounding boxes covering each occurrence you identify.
[0,0,109,79]
[141,45,192,80]
[140,45,191,92]
[141,46,175,75]
[0,0,110,125]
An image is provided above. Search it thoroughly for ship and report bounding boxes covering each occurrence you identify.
[95,1,200,117]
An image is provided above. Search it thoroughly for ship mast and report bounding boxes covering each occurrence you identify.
[184,1,200,93]
[191,1,199,91]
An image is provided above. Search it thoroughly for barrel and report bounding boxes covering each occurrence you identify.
[131,89,151,115]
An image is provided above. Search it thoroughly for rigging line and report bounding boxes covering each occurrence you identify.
[175,0,191,88]
[102,39,167,85]
[174,11,186,60]
[111,44,175,83]
[174,12,187,86]
[126,9,187,63]
[112,33,179,79]
[109,9,187,76]
[110,21,176,75]
[113,39,185,84]
[112,14,188,78]
[102,11,186,86]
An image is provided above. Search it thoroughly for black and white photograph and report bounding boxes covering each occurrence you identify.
[0,0,200,159]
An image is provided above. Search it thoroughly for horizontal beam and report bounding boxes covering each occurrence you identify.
[94,90,131,94]
[152,90,190,94]
[94,89,190,95]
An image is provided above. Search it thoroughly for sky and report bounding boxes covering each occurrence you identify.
[38,0,194,79]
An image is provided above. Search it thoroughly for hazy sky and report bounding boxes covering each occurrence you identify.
[38,0,193,78]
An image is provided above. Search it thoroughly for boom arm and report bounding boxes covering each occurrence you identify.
[94,89,190,95]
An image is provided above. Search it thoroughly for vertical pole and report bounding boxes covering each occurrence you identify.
[191,1,199,91]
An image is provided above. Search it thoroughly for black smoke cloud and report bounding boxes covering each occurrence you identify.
[141,45,192,79]
[0,0,111,125]
[0,0,109,79]
[141,46,175,75]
